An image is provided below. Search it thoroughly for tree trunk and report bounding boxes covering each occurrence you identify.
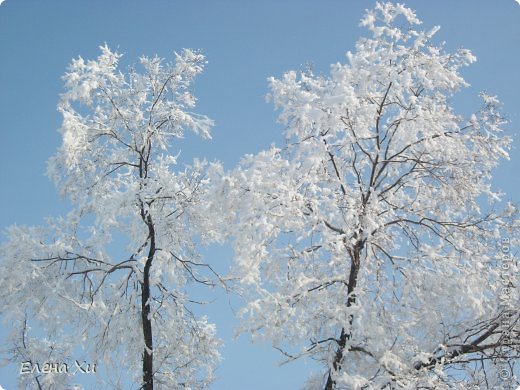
[142,215,155,390]
[325,241,362,390]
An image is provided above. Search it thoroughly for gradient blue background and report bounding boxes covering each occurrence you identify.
[1,0,519,389]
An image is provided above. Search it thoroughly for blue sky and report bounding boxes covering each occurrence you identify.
[0,1,519,389]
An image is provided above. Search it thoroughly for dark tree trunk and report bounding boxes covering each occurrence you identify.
[142,214,155,390]
[325,241,362,390]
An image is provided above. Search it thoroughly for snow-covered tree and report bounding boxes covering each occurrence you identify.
[212,2,519,389]
[0,46,221,389]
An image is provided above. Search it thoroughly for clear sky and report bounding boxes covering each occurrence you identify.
[0,1,519,389]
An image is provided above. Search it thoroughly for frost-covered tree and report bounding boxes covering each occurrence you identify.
[212,3,519,389]
[0,46,221,389]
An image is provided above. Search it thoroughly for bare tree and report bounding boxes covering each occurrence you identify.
[0,46,222,389]
[213,3,519,389]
